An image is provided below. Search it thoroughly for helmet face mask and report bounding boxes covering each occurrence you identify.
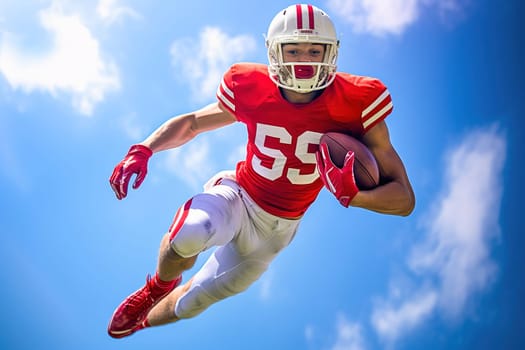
[266,4,339,93]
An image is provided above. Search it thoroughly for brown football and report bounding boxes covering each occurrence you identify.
[320,132,380,189]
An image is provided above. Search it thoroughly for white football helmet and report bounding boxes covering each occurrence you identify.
[265,4,339,93]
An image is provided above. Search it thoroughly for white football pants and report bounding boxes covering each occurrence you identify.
[168,171,301,319]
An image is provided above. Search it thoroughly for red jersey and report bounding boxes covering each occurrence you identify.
[217,63,393,218]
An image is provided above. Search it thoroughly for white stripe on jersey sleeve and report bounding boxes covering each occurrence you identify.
[362,89,390,118]
[361,89,392,129]
[217,79,235,112]
[363,101,393,129]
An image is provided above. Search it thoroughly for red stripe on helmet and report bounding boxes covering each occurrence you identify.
[307,4,315,29]
[296,4,303,29]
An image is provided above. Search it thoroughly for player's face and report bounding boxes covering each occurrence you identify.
[281,43,326,63]
[281,43,326,80]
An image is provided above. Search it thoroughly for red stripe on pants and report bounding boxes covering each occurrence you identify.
[168,198,193,241]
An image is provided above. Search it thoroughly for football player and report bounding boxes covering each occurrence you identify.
[107,3,415,338]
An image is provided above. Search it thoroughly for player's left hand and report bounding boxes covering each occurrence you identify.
[316,143,359,207]
[109,144,153,200]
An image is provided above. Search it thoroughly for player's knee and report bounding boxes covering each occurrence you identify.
[168,194,236,258]
[169,212,220,258]
[170,220,215,258]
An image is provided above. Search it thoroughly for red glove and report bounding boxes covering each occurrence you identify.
[109,144,153,200]
[315,143,359,207]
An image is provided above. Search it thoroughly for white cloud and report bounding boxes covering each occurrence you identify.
[371,290,437,343]
[327,0,419,36]
[331,314,366,350]
[371,125,506,344]
[409,125,505,316]
[118,112,148,140]
[170,26,256,102]
[96,0,141,24]
[327,0,467,36]
[163,138,215,190]
[158,123,245,190]
[258,270,273,301]
[0,2,120,115]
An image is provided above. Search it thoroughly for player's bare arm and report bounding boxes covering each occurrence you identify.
[350,121,415,216]
[142,102,236,153]
[109,102,235,200]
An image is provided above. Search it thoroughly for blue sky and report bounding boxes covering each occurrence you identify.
[0,0,523,349]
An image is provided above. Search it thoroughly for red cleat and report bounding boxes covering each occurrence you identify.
[108,274,181,338]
